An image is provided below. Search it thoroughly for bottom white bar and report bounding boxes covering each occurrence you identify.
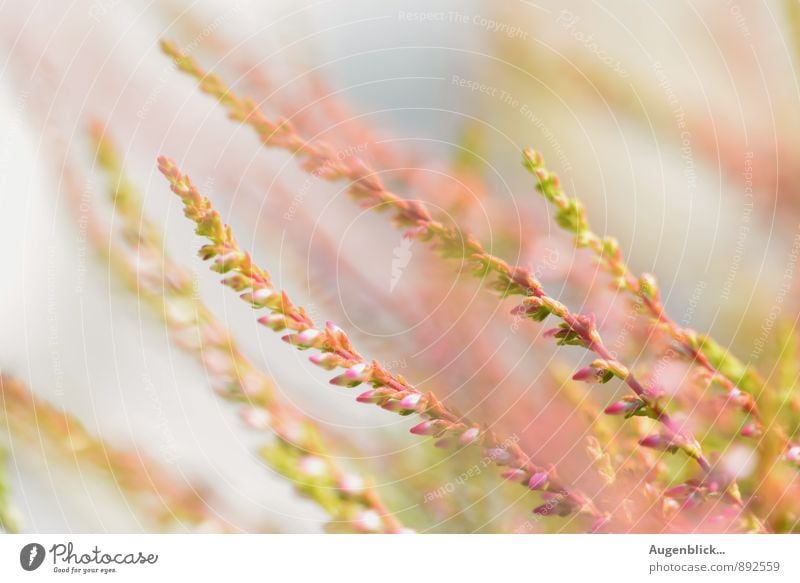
[0,534,796,582]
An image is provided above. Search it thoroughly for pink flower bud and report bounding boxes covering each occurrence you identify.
[309,352,340,370]
[325,321,344,335]
[242,286,279,307]
[330,363,369,388]
[282,328,322,349]
[485,448,514,465]
[296,328,321,345]
[221,273,252,291]
[639,434,672,451]
[665,483,693,498]
[571,366,596,382]
[527,472,548,491]
[213,251,241,272]
[398,393,422,411]
[356,389,385,404]
[459,427,481,445]
[344,363,367,379]
[604,399,641,415]
[543,327,559,338]
[740,423,760,438]
[380,399,402,412]
[258,313,288,331]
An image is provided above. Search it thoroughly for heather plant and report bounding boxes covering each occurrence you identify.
[149,38,799,533]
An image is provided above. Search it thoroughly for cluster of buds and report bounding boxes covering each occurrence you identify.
[663,475,741,512]
[639,434,681,454]
[524,149,789,488]
[357,388,426,416]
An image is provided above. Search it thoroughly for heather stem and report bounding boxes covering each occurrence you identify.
[157,156,604,527]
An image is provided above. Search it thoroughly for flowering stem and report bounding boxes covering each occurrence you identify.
[157,156,605,526]
[522,150,800,524]
[522,149,766,422]
[91,125,404,534]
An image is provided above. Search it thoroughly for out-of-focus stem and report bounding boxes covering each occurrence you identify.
[0,376,222,530]
[0,447,20,532]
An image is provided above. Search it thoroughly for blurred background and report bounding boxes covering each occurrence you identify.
[1,0,798,533]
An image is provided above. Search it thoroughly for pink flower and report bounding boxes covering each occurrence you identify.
[639,434,675,452]
[571,366,596,382]
[459,427,481,445]
[258,313,289,331]
[398,392,422,410]
[740,423,760,438]
[356,389,385,404]
[527,472,548,491]
[330,363,369,387]
[309,352,340,370]
[282,328,323,349]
